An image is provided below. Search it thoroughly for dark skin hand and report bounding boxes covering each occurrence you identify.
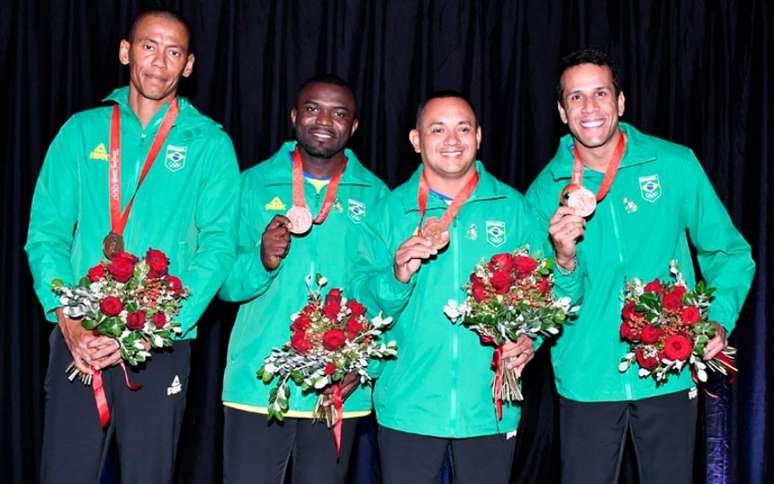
[261,215,292,271]
[57,308,121,373]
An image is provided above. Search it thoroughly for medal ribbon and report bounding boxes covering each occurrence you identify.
[108,101,179,238]
[559,132,627,204]
[291,148,347,225]
[417,169,479,234]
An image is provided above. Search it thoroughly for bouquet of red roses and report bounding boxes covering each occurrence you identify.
[52,249,188,379]
[618,261,736,385]
[444,246,577,417]
[257,274,396,456]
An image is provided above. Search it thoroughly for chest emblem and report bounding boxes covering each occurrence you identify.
[89,143,109,161]
[485,221,506,247]
[265,197,287,211]
[165,145,187,172]
[348,199,365,223]
[638,175,662,202]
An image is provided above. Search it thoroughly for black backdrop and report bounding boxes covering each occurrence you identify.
[1,1,770,483]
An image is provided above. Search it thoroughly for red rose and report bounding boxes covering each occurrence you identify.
[663,334,693,361]
[672,285,687,299]
[346,317,365,339]
[145,248,169,278]
[324,362,337,375]
[513,255,539,279]
[621,301,644,323]
[291,331,313,354]
[326,288,343,305]
[165,275,184,295]
[323,301,341,320]
[126,310,146,331]
[680,306,700,325]
[619,322,640,342]
[488,253,514,273]
[291,314,312,332]
[635,348,659,370]
[644,279,665,295]
[470,275,488,302]
[114,251,139,263]
[107,254,136,283]
[663,290,684,312]
[100,296,123,316]
[302,304,316,315]
[151,312,167,329]
[640,324,663,344]
[322,329,346,351]
[346,300,367,317]
[87,264,105,282]
[490,270,514,294]
[536,277,551,295]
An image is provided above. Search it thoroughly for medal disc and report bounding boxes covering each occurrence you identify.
[565,187,597,217]
[423,218,450,250]
[102,232,124,259]
[287,206,313,235]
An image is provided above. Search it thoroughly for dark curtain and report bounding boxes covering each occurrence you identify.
[1,1,770,483]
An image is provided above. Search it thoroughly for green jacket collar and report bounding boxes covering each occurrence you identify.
[102,86,194,128]
[400,160,507,213]
[549,122,659,181]
[262,141,376,187]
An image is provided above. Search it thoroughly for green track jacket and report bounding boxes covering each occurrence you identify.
[351,162,584,438]
[526,123,755,402]
[220,142,389,417]
[26,87,240,339]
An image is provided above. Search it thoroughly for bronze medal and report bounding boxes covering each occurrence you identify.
[565,186,597,217]
[423,217,450,250]
[287,206,313,235]
[102,231,124,259]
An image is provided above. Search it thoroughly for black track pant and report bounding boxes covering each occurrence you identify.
[40,327,190,484]
[223,407,359,484]
[377,425,517,484]
[559,389,698,484]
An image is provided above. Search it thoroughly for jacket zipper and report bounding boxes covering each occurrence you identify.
[608,198,632,400]
[450,217,460,432]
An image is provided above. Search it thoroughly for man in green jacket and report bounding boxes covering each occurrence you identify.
[25,9,239,484]
[352,91,585,484]
[526,49,755,484]
[219,75,389,484]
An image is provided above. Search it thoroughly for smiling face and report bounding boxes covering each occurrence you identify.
[409,96,481,183]
[557,63,625,153]
[291,82,358,159]
[119,13,194,104]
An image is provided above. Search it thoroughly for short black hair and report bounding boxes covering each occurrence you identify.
[415,90,477,126]
[127,8,193,53]
[556,48,622,104]
[297,74,358,114]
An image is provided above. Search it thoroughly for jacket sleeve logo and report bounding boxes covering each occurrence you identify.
[165,145,188,172]
[638,175,662,202]
[485,220,506,247]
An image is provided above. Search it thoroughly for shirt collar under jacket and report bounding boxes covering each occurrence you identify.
[549,122,659,181]
[399,160,508,214]
[261,141,377,188]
